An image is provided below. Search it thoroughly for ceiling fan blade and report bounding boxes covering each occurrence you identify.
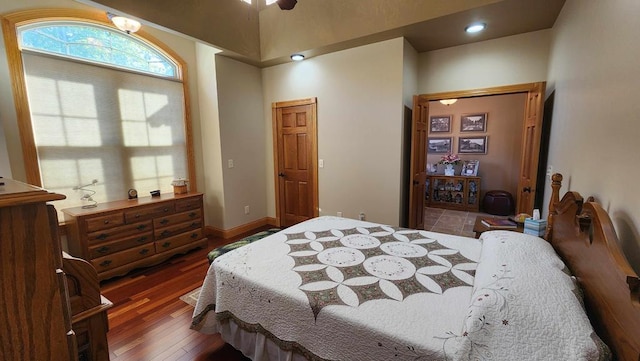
[277,0,297,10]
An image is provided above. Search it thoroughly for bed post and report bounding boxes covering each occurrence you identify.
[545,173,563,241]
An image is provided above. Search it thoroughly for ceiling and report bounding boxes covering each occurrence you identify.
[81,0,566,67]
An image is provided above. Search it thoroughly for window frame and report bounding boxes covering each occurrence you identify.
[1,9,197,192]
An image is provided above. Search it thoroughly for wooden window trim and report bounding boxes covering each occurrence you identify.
[1,8,197,192]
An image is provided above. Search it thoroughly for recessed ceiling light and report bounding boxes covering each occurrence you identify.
[290,54,305,61]
[465,23,486,34]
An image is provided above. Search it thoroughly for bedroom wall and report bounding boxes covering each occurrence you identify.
[417,29,551,94]
[0,121,11,177]
[215,55,267,230]
[545,0,640,273]
[262,38,406,225]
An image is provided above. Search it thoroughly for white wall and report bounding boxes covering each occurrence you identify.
[545,0,640,272]
[215,55,267,229]
[195,43,224,228]
[262,38,406,225]
[417,30,551,94]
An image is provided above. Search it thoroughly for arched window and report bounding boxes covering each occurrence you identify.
[2,10,196,214]
[19,21,178,78]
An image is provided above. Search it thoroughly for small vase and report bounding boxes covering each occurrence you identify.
[444,164,455,176]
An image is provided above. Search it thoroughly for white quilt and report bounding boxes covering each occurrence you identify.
[191,216,609,361]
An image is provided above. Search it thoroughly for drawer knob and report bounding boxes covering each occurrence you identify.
[190,233,198,239]
[137,236,148,243]
[162,242,171,248]
[99,260,112,267]
[136,224,147,231]
[97,233,108,240]
[139,248,150,255]
[163,208,169,212]
[160,219,169,225]
[160,230,170,237]
[189,212,196,218]
[96,246,110,254]
[135,214,140,218]
[190,222,197,227]
[104,220,110,224]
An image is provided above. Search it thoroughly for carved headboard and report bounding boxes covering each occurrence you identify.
[546,173,640,361]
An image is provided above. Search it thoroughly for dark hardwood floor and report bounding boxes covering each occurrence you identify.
[101,229,265,361]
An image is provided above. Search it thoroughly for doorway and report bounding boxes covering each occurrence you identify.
[408,82,545,229]
[272,98,319,227]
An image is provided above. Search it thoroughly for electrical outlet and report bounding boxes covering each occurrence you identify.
[546,165,553,179]
[359,212,365,221]
[228,159,234,168]
[337,211,343,217]
[244,205,249,214]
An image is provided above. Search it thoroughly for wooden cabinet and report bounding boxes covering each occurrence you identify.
[63,252,112,361]
[425,175,481,212]
[0,178,76,361]
[62,193,207,281]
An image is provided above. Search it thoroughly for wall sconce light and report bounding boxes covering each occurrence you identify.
[290,54,305,61]
[439,99,458,106]
[107,13,141,34]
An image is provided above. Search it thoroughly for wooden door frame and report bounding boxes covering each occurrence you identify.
[414,82,546,215]
[271,97,319,227]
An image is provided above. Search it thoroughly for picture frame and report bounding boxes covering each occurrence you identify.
[427,137,452,154]
[460,113,487,132]
[429,115,451,133]
[461,160,480,176]
[458,136,487,154]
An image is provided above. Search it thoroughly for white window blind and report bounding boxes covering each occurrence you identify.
[22,52,188,212]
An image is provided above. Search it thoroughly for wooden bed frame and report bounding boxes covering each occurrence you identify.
[546,173,640,361]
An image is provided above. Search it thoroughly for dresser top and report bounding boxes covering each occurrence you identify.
[0,178,65,207]
[60,192,202,217]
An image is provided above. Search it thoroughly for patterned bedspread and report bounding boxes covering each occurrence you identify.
[191,216,608,361]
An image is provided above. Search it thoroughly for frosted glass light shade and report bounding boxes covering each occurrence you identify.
[111,16,141,34]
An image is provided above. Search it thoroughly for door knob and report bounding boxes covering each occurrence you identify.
[278,173,285,177]
[523,187,532,193]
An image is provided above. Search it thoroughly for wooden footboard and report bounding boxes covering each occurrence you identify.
[546,173,640,361]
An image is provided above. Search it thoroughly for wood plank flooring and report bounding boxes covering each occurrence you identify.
[101,232,261,361]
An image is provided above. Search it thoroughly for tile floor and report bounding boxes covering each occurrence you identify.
[423,207,488,238]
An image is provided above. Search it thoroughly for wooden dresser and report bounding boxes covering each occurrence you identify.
[0,178,75,360]
[62,193,208,281]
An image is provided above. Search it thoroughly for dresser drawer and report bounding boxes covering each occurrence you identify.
[87,220,152,243]
[154,209,201,229]
[85,213,124,232]
[88,232,153,258]
[124,202,175,223]
[155,229,203,253]
[91,243,155,272]
[175,197,202,212]
[155,219,202,239]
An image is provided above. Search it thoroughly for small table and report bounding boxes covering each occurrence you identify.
[473,217,524,239]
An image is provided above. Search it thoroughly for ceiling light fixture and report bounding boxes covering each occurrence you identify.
[439,99,458,106]
[290,54,305,61]
[465,23,486,34]
[107,13,141,34]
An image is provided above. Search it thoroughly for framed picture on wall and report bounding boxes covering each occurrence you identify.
[428,137,452,154]
[460,113,487,132]
[429,115,451,133]
[458,136,487,154]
